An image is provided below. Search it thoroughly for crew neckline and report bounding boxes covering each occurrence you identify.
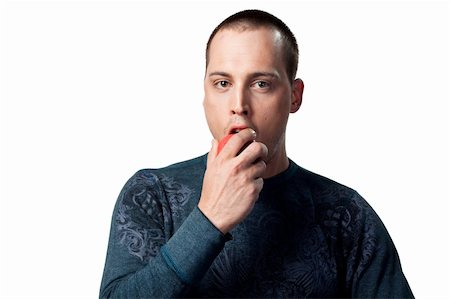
[262,158,298,189]
[200,154,299,188]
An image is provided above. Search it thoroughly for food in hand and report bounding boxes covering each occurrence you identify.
[217,134,234,155]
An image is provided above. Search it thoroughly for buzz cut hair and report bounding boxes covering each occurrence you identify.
[205,9,299,82]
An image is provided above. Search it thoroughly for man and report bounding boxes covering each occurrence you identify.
[100,10,414,298]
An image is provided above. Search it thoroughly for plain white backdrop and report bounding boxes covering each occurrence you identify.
[1,0,449,298]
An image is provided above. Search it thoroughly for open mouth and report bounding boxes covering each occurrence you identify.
[229,126,248,135]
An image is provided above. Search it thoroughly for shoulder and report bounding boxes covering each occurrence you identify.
[288,163,366,220]
[295,164,375,233]
[133,154,207,182]
[120,154,206,193]
[289,163,364,212]
[293,164,397,285]
[111,155,207,260]
[290,162,381,251]
[119,154,207,204]
[113,154,207,218]
[292,163,357,199]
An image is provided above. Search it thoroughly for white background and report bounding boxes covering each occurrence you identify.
[1,0,449,298]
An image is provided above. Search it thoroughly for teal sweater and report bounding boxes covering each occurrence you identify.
[100,155,413,298]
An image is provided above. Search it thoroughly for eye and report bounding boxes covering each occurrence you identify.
[214,80,230,89]
[253,80,271,89]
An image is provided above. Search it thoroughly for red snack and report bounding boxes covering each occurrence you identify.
[217,134,234,155]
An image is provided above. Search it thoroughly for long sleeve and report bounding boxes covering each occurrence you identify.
[341,193,414,298]
[99,170,229,298]
[312,180,414,298]
[100,158,415,298]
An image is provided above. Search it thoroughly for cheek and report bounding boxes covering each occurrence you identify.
[203,98,226,138]
[259,97,290,124]
[256,100,290,140]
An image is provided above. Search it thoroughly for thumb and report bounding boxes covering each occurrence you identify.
[206,139,218,167]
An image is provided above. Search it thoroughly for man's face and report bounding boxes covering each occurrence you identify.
[204,27,300,163]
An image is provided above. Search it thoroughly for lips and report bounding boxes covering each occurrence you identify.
[228,125,249,135]
[217,126,247,155]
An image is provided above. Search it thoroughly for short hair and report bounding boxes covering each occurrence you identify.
[206,9,299,82]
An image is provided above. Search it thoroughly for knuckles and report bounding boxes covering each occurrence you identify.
[248,179,264,197]
[229,162,242,176]
[246,142,268,159]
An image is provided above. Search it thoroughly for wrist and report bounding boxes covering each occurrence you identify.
[197,204,231,234]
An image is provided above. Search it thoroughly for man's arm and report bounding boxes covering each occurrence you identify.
[99,171,229,298]
[100,129,267,298]
[346,194,414,298]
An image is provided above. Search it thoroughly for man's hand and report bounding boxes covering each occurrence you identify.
[198,128,268,234]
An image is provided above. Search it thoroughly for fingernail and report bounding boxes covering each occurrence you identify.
[250,128,257,139]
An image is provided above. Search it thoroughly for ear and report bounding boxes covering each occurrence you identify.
[290,78,304,113]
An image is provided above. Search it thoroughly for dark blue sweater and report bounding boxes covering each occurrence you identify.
[100,154,413,298]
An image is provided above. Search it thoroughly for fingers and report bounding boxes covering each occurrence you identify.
[255,177,264,192]
[220,128,257,158]
[214,128,268,170]
[237,141,268,166]
[248,159,267,179]
[200,129,266,234]
[207,139,218,167]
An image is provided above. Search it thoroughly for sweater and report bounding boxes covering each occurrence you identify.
[100,154,414,298]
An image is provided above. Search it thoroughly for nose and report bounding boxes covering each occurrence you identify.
[231,86,249,116]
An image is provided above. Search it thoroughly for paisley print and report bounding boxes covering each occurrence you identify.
[160,174,192,218]
[197,182,378,297]
[315,186,377,291]
[101,156,413,298]
[116,171,193,262]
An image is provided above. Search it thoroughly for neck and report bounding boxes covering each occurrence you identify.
[262,145,289,179]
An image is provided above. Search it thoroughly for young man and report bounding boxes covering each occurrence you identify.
[100,10,414,298]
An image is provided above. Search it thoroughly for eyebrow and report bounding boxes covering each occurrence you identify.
[208,71,230,77]
[208,71,280,79]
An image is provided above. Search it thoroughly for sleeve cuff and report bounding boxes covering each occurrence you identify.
[160,207,231,285]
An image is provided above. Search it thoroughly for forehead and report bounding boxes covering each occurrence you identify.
[207,27,285,73]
